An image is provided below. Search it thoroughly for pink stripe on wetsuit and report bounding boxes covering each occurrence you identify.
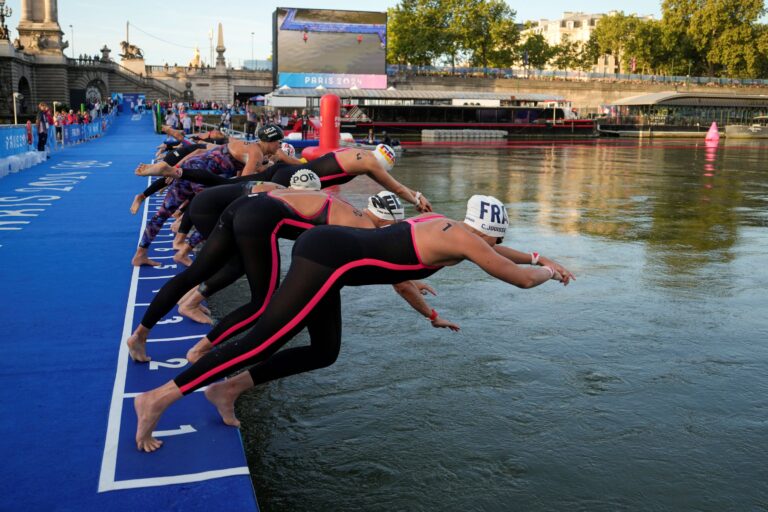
[173,219,443,395]
[204,193,334,347]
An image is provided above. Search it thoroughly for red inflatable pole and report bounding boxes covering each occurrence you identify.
[301,94,341,161]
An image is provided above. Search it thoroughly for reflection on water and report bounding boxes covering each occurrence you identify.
[212,138,768,511]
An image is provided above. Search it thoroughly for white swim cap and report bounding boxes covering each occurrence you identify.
[372,144,396,172]
[280,142,296,158]
[289,169,321,190]
[464,195,508,238]
[367,191,404,220]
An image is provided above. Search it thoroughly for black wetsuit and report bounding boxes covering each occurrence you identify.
[173,218,442,395]
[139,193,334,345]
[175,149,356,189]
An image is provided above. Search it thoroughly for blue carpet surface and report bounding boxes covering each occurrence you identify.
[0,115,258,511]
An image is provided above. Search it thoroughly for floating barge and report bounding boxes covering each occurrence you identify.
[598,91,768,138]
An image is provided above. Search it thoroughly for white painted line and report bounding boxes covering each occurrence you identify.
[123,386,208,399]
[153,424,197,437]
[147,334,205,343]
[98,189,148,493]
[139,275,175,280]
[101,467,251,492]
[100,176,251,494]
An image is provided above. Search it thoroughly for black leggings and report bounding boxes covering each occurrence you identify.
[139,194,302,333]
[165,143,206,166]
[141,178,167,198]
[271,153,353,187]
[188,184,253,295]
[173,223,440,395]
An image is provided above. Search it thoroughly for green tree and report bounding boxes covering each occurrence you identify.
[450,0,518,73]
[591,12,647,74]
[519,33,553,71]
[387,0,448,65]
[576,34,601,71]
[660,0,700,75]
[661,0,766,77]
[552,34,581,71]
[692,0,765,77]
[623,19,665,74]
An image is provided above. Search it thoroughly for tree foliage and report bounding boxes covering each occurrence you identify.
[387,0,768,78]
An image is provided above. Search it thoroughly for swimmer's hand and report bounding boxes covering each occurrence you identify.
[539,256,575,286]
[416,194,433,213]
[431,316,460,332]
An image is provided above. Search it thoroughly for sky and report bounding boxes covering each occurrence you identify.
[3,0,662,67]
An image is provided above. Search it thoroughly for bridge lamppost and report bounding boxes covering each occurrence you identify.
[0,0,13,41]
[69,24,74,59]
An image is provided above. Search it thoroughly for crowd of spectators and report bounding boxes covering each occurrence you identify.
[156,100,314,139]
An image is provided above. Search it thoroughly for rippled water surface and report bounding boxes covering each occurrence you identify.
[212,139,768,511]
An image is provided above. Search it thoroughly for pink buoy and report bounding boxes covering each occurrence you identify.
[705,121,720,142]
[301,94,341,161]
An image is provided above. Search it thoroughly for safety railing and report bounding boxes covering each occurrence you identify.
[0,110,118,179]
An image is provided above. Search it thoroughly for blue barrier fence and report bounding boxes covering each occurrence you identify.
[0,125,29,159]
[1,110,118,158]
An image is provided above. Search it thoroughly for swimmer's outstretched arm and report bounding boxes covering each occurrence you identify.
[361,153,433,212]
[272,149,304,165]
[392,281,460,331]
[493,245,575,285]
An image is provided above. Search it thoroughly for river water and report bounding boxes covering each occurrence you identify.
[212,139,768,511]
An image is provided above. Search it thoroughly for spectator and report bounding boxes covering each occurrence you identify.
[181,113,192,135]
[194,113,203,133]
[36,102,50,155]
[300,109,310,139]
[219,109,231,131]
[54,110,64,141]
[165,110,179,130]
[245,104,257,140]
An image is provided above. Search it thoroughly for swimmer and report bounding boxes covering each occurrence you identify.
[136,124,297,181]
[130,141,210,215]
[134,195,574,450]
[127,185,452,363]
[140,143,432,214]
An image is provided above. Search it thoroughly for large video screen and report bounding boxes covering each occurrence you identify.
[273,8,387,89]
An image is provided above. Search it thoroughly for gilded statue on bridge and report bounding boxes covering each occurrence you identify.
[119,40,144,60]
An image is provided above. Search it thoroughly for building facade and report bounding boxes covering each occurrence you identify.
[524,11,654,74]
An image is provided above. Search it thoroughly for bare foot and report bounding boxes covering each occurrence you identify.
[136,161,177,178]
[179,301,212,324]
[131,253,161,267]
[127,332,151,362]
[134,163,153,176]
[162,125,185,141]
[173,248,193,267]
[132,247,161,267]
[130,194,145,215]
[186,337,213,364]
[135,392,164,452]
[204,381,241,427]
[172,232,186,250]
